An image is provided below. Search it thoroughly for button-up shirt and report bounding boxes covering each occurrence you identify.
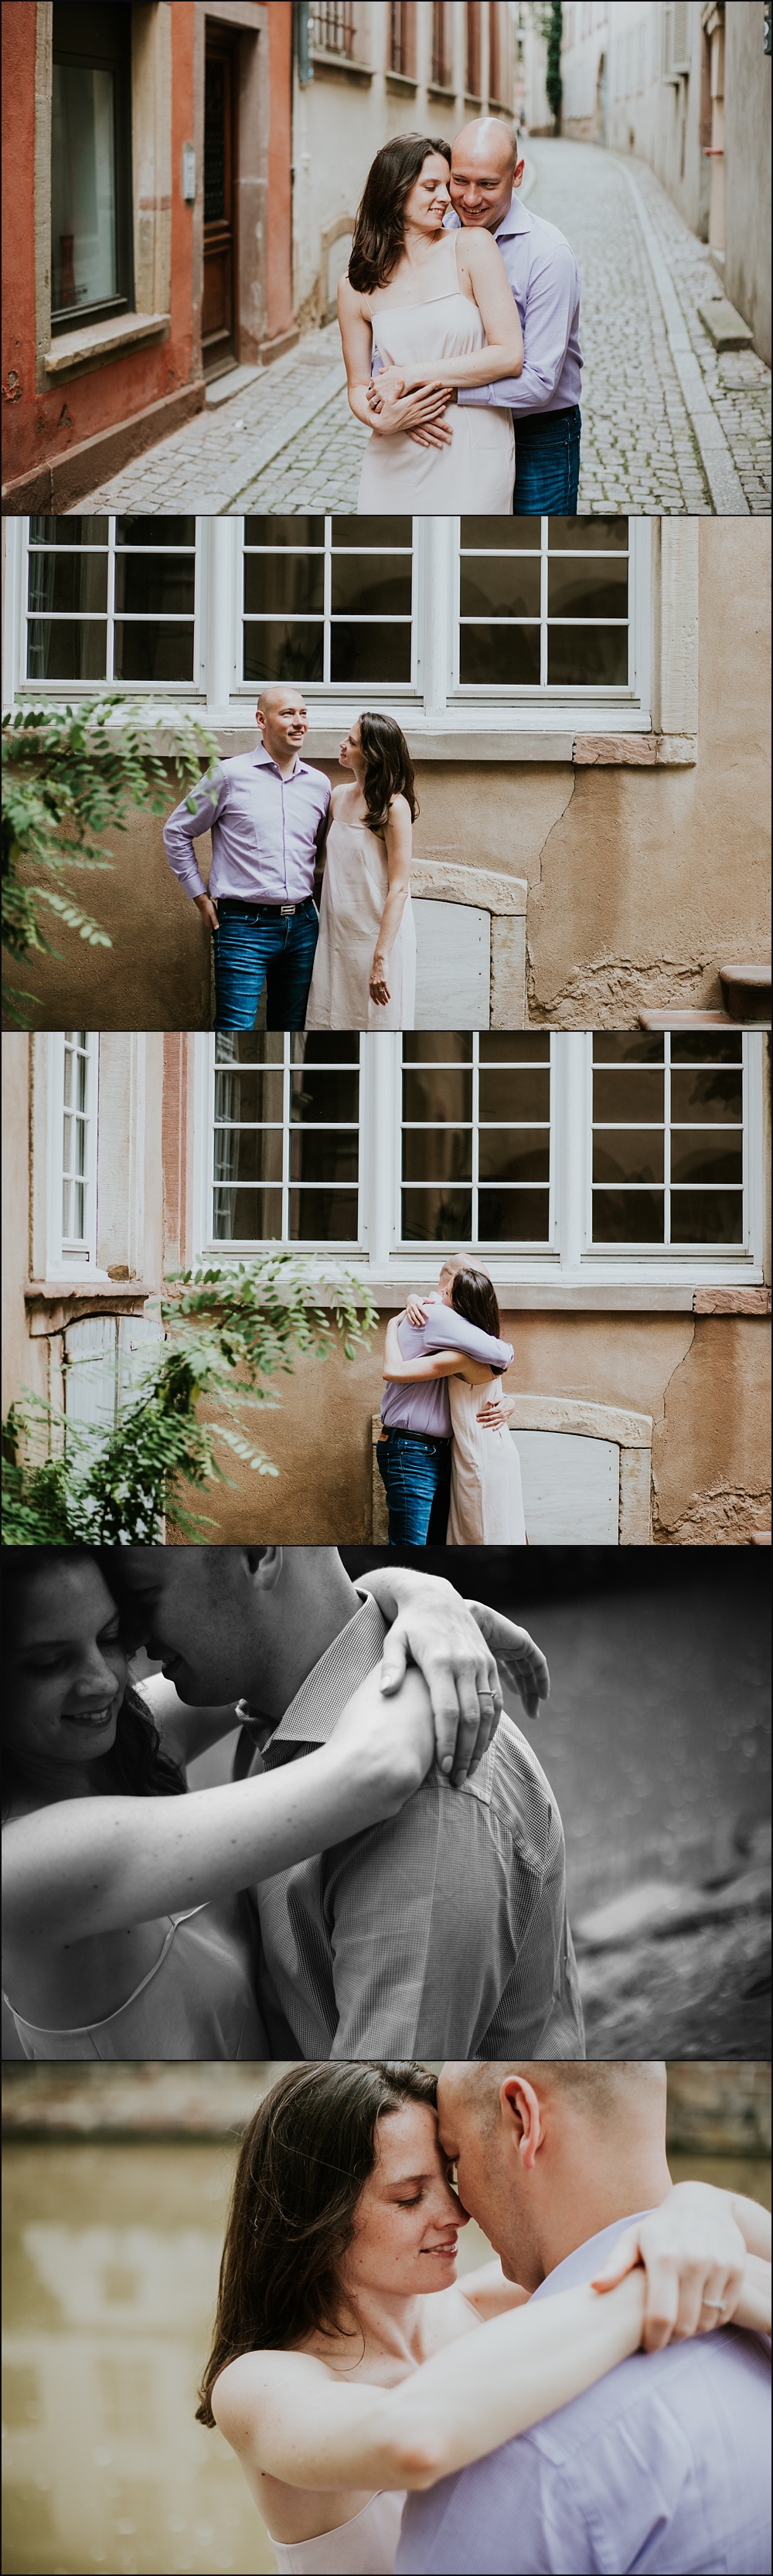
[380,1295,514,1438]
[396,2214,771,2575]
[446,195,582,417]
[249,1591,584,2062]
[162,745,331,904]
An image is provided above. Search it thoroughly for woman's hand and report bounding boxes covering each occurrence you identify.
[458,1598,550,1724]
[592,2183,749,2350]
[359,1570,550,1779]
[369,951,391,1007]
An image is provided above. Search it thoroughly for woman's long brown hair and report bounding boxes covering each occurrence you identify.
[359,711,417,835]
[349,134,451,293]
[451,1265,504,1354]
[197,2063,438,2425]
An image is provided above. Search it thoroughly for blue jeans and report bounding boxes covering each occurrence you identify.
[376,1431,451,1547]
[513,406,581,515]
[213,898,318,1030]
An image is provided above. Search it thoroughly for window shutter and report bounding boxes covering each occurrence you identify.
[673,2,691,73]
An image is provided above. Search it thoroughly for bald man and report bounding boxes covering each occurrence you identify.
[162,687,329,1029]
[397,2063,771,2574]
[446,118,582,516]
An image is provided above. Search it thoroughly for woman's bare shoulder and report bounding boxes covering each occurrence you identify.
[338,272,369,321]
[213,2346,329,2430]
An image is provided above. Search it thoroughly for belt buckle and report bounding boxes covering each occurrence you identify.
[280,902,295,917]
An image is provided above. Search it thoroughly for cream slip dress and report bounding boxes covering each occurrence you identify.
[447,1378,527,1545]
[305,812,416,1030]
[357,234,515,513]
[267,2489,407,2575]
[3,1894,268,2059]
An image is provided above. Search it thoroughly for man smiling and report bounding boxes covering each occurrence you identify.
[162,685,329,1030]
[446,117,582,514]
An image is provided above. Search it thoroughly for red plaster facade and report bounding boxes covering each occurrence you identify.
[1,1,295,508]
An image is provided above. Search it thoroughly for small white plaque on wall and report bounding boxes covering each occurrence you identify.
[414,900,489,1029]
[515,1429,619,1544]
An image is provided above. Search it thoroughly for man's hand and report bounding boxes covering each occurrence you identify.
[406,420,455,448]
[592,2183,748,2352]
[476,1392,509,1431]
[194,892,219,934]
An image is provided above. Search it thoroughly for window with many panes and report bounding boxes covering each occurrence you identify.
[47,1030,100,1269]
[24,517,199,686]
[591,1033,746,1249]
[458,519,630,692]
[400,1036,553,1246]
[209,1035,363,1247]
[197,1033,763,1278]
[431,2,452,87]
[311,2,355,57]
[51,2,133,330]
[242,518,415,689]
[390,2,415,77]
[466,1,482,94]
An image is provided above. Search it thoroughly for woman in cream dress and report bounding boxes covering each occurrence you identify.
[306,713,416,1031]
[383,1266,527,1545]
[338,134,521,512]
[202,2064,769,2576]
[2,1551,487,2059]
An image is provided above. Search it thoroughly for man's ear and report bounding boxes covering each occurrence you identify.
[500,2074,543,2170]
[243,1547,283,1593]
[513,158,526,192]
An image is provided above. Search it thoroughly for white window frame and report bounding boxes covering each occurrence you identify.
[46,1030,104,1274]
[192,1032,765,1291]
[12,516,206,699]
[397,1033,557,1254]
[192,1034,372,1260]
[240,513,418,698]
[451,518,647,720]
[5,516,652,737]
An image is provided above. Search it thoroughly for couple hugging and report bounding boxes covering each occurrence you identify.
[3,1545,584,2060]
[380,1257,525,1546]
[202,2061,771,2575]
[163,687,417,1033]
[339,118,582,515]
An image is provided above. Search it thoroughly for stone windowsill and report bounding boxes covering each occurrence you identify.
[227,1274,765,1316]
[385,70,418,95]
[427,83,458,103]
[45,311,170,379]
[693,1287,771,1316]
[26,1278,153,1334]
[574,734,697,767]
[309,49,373,83]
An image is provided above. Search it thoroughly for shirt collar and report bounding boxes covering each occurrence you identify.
[252,744,308,781]
[529,2211,656,2301]
[445,192,530,245]
[256,1592,389,1761]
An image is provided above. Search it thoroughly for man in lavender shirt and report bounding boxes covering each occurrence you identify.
[397,2062,771,2576]
[378,1256,515,1547]
[162,685,329,1030]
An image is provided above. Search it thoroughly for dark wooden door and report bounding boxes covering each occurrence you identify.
[203,36,236,371]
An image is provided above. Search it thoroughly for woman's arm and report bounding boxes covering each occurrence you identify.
[2,1665,441,1949]
[369,797,412,1007]
[213,2272,646,2495]
[338,278,451,435]
[593,2180,768,2347]
[383,1315,461,1383]
[136,1676,242,1771]
[369,235,523,396]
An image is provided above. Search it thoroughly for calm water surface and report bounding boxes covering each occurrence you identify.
[2,2140,771,2576]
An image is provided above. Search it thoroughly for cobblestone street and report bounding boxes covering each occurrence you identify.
[77,139,770,518]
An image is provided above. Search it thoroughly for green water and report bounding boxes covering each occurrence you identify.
[2,2141,771,2576]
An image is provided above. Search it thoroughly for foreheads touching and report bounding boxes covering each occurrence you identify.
[436,2063,669,2289]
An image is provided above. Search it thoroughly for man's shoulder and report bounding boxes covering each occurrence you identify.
[520,2321,771,2471]
[464,1713,559,1871]
[522,204,577,270]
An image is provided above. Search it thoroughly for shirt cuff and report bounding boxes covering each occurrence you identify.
[458,383,495,408]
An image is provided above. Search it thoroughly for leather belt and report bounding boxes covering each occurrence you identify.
[216,896,314,918]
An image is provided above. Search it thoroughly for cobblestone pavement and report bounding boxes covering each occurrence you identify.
[76,139,770,517]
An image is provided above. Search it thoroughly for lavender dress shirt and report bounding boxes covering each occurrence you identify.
[396,2213,771,2575]
[380,1295,514,1438]
[162,746,331,905]
[446,196,582,418]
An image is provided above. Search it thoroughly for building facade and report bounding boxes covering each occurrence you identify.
[292,1,520,328]
[547,1,771,363]
[2,1017,770,1545]
[2,512,770,1029]
[2,0,295,512]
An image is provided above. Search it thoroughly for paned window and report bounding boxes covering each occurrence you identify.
[431,2,451,86]
[51,1,133,330]
[243,518,414,688]
[591,1033,745,1248]
[310,3,355,57]
[458,518,630,691]
[466,1,482,94]
[25,517,198,685]
[489,0,504,104]
[210,1034,363,1247]
[47,1030,100,1269]
[389,3,414,77]
[400,1035,553,1247]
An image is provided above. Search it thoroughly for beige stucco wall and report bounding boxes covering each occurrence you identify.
[724,1,772,366]
[1,1037,49,1417]
[172,1304,771,1548]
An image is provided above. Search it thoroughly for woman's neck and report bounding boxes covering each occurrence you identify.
[315,2285,430,2375]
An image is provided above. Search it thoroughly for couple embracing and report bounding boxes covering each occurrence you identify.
[163,687,417,1033]
[203,2060,771,2575]
[380,1257,525,1547]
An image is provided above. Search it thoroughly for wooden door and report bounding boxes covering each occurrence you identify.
[203,34,236,372]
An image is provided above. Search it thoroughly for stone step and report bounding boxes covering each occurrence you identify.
[719,964,771,1024]
[697,295,754,351]
[205,362,264,409]
[638,1009,735,1029]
